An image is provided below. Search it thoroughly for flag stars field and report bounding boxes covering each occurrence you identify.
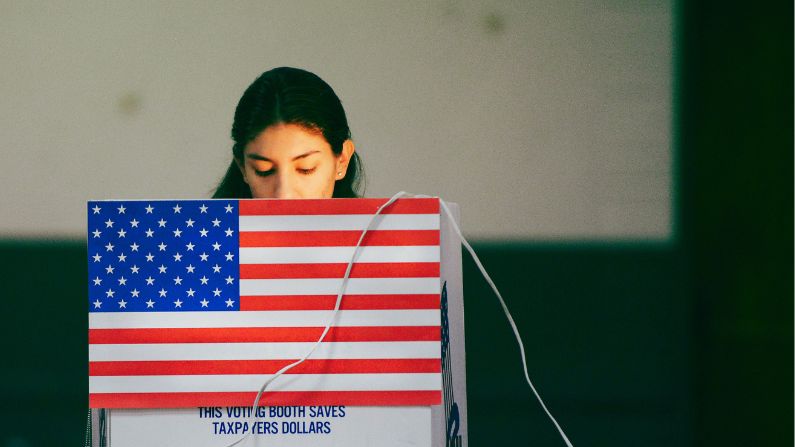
[88,200,239,312]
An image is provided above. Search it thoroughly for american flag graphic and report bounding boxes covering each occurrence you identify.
[87,198,443,408]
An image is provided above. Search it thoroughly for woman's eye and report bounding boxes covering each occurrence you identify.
[254,169,274,177]
[298,167,316,175]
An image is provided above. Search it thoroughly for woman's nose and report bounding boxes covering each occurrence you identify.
[272,173,299,199]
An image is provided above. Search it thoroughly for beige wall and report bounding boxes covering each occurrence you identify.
[0,0,671,240]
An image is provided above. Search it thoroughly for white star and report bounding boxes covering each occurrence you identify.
[130,265,140,274]
[199,276,209,285]
[92,253,102,263]
[158,288,167,297]
[117,229,126,238]
[225,204,234,213]
[173,252,183,262]
[130,243,139,252]
[199,228,209,237]
[118,299,127,308]
[158,219,167,228]
[185,242,195,251]
[225,252,234,261]
[225,228,234,237]
[105,265,115,274]
[186,288,196,297]
[92,229,102,238]
[93,276,103,286]
[225,276,234,285]
[93,299,102,309]
[173,228,182,237]
[130,289,140,298]
[185,218,195,227]
[117,205,126,214]
[105,242,114,252]
[105,289,115,298]
[117,277,127,286]
[211,218,221,227]
[186,264,196,273]
[145,204,154,214]
[130,219,139,228]
[145,228,154,238]
[199,252,209,262]
[145,276,155,285]
[199,204,208,213]
[105,219,114,228]
[145,299,155,308]
[200,298,209,308]
[225,298,235,307]
[145,252,155,262]
[174,299,183,308]
[158,265,167,274]
[173,276,182,285]
[158,242,167,251]
[92,205,101,214]
[117,253,127,262]
[173,204,182,213]
[212,288,222,297]
[212,242,221,251]
[212,264,222,273]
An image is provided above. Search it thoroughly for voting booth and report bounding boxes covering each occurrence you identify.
[87,198,467,446]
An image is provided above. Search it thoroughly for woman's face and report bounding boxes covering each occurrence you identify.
[238,123,354,199]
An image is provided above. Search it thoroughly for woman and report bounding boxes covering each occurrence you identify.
[213,67,365,199]
[87,67,366,447]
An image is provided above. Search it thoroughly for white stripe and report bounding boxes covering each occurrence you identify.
[239,214,440,231]
[89,373,441,393]
[89,341,442,361]
[89,309,440,329]
[239,245,440,264]
[240,278,440,296]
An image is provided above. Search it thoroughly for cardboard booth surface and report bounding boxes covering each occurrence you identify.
[87,198,467,446]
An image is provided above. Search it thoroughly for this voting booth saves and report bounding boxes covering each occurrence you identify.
[87,198,467,446]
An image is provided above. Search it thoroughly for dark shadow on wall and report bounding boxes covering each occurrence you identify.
[0,241,691,446]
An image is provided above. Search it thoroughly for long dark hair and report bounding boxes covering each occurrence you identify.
[213,67,364,198]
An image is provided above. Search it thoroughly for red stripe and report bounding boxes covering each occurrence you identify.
[239,262,439,279]
[238,198,439,215]
[89,390,441,408]
[89,326,440,344]
[239,229,439,247]
[240,294,440,311]
[89,359,441,376]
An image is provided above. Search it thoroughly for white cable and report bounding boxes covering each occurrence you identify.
[225,191,407,447]
[227,191,574,447]
[436,198,574,447]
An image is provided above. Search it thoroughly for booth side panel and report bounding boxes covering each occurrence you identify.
[439,202,468,447]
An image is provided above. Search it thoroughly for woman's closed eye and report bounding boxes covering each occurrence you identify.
[254,166,317,177]
[298,167,317,175]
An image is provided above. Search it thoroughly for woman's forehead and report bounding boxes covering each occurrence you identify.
[246,123,332,160]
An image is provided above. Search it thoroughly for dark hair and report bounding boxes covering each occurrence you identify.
[213,67,364,198]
